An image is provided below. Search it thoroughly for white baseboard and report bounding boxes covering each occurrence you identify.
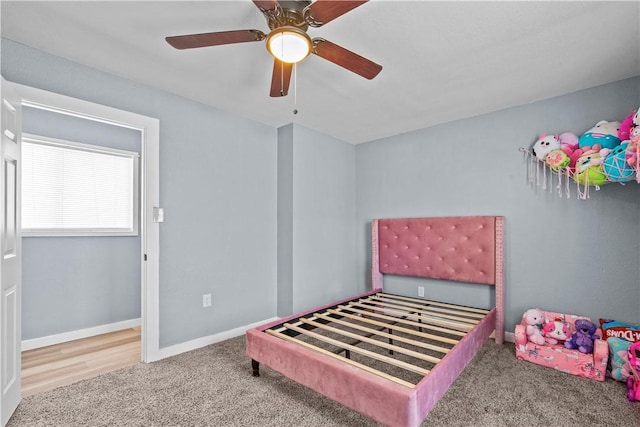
[21,318,142,351]
[504,331,515,343]
[157,317,279,361]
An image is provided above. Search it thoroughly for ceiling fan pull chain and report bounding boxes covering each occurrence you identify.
[292,63,299,115]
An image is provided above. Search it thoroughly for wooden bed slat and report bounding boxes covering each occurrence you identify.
[360,297,480,325]
[379,293,490,314]
[313,312,451,355]
[337,305,467,338]
[283,323,431,376]
[264,329,417,388]
[283,313,449,355]
[348,301,474,332]
[354,299,475,330]
[326,308,458,347]
[368,295,486,319]
[298,317,443,365]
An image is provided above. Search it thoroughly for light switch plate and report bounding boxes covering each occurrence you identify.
[153,207,164,223]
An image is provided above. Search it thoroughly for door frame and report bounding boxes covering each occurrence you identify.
[12,82,161,362]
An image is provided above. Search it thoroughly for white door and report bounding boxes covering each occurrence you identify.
[0,77,21,426]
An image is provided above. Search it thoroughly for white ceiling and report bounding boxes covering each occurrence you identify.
[2,1,639,144]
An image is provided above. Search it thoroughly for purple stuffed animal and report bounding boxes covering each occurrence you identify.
[565,319,600,354]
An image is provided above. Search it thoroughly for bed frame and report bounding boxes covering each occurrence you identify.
[246,216,505,427]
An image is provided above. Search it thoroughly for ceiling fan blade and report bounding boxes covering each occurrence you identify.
[270,60,293,97]
[166,29,265,50]
[312,39,382,80]
[253,0,280,13]
[305,0,368,27]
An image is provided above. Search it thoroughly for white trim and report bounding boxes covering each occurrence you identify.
[21,318,141,351]
[157,317,279,361]
[22,231,138,237]
[504,331,515,343]
[11,82,161,363]
[21,132,140,237]
[141,107,160,363]
[22,133,140,158]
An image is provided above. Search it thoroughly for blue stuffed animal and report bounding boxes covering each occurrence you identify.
[579,120,621,149]
[565,318,600,354]
[604,142,636,182]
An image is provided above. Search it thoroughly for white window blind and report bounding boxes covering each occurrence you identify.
[21,134,139,236]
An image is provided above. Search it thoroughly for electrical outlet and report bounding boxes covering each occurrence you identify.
[202,293,212,308]
[418,286,425,297]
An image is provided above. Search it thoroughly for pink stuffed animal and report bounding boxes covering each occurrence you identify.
[542,320,572,345]
[559,133,582,173]
[620,110,635,140]
[523,308,546,345]
[620,107,640,141]
[626,126,640,172]
[627,341,640,402]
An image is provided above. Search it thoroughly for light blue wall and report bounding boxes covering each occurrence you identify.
[2,38,278,348]
[356,76,640,332]
[276,124,357,315]
[22,238,140,338]
[21,106,141,340]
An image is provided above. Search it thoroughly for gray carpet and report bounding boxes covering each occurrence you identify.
[8,335,640,426]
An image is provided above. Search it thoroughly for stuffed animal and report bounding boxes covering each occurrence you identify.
[607,338,634,382]
[532,133,581,172]
[559,133,581,172]
[579,120,622,150]
[542,319,572,345]
[601,318,640,386]
[532,133,579,157]
[573,146,612,186]
[559,132,579,149]
[564,145,586,174]
[626,126,640,173]
[604,142,636,182]
[522,308,546,345]
[532,134,561,161]
[627,341,640,401]
[565,318,600,354]
[544,149,570,170]
[619,109,639,141]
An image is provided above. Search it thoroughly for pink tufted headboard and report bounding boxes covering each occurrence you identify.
[371,216,505,343]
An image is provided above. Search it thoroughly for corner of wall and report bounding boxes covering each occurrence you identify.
[276,126,294,317]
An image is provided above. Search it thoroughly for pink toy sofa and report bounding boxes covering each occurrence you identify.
[515,310,608,381]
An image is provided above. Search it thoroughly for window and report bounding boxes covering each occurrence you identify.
[21,133,139,236]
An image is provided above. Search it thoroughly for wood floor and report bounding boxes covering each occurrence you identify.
[21,327,141,397]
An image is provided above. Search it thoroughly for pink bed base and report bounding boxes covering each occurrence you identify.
[246,216,505,427]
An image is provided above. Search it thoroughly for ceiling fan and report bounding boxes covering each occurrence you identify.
[165,0,382,97]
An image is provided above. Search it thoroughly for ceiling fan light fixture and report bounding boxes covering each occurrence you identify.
[266,26,312,64]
